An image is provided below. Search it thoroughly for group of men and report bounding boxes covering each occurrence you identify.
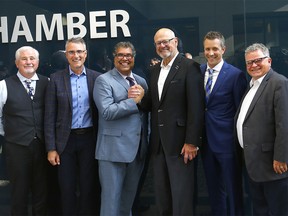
[0,27,287,216]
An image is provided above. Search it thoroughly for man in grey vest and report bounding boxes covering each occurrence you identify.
[0,46,49,215]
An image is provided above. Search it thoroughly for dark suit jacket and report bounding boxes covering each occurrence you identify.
[143,54,205,156]
[44,67,101,154]
[201,61,247,153]
[235,69,288,182]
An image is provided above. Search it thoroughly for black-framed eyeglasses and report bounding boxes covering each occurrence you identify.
[66,50,86,55]
[154,38,175,47]
[246,56,268,67]
[114,53,134,60]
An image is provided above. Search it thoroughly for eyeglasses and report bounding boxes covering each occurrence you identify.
[114,53,134,60]
[246,56,268,67]
[66,50,86,55]
[154,38,175,47]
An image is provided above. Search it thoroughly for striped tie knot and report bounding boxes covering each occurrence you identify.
[126,77,135,87]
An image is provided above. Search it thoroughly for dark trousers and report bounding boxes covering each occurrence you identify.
[248,176,288,216]
[58,131,100,216]
[201,145,244,216]
[5,139,47,216]
[152,146,195,216]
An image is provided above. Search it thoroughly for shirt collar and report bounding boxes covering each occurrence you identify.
[117,70,135,81]
[250,74,266,87]
[69,66,86,76]
[160,52,179,69]
[207,59,224,72]
[17,71,39,82]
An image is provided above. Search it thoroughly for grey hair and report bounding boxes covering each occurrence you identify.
[203,31,225,49]
[15,46,39,60]
[245,43,270,57]
[65,37,86,50]
[113,41,136,57]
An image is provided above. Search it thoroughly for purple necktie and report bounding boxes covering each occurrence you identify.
[126,77,135,87]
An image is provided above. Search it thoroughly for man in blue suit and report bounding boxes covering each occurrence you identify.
[200,31,247,215]
[93,41,149,216]
[45,37,101,215]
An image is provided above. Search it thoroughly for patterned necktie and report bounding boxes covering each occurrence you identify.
[126,77,135,87]
[205,69,214,101]
[24,80,34,100]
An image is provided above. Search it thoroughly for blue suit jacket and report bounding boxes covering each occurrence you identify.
[93,68,149,163]
[201,61,247,153]
[44,67,101,154]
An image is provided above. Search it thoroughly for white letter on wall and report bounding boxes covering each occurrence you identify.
[11,16,33,43]
[110,10,131,38]
[36,14,64,41]
[89,11,107,39]
[66,12,87,39]
[0,17,9,43]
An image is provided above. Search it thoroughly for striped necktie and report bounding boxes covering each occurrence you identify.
[205,69,214,101]
[126,77,135,87]
[24,80,34,100]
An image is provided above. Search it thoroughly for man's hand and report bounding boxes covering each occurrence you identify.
[128,85,144,104]
[181,143,199,164]
[48,150,60,166]
[273,160,287,174]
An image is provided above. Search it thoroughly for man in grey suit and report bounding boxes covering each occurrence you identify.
[45,37,101,215]
[93,41,148,216]
[236,43,288,215]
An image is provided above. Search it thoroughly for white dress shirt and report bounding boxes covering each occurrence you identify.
[204,59,224,91]
[236,76,265,148]
[158,52,179,100]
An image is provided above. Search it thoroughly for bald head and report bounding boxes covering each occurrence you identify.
[154,28,175,42]
[153,28,178,64]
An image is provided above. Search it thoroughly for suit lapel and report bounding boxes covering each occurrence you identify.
[208,66,228,102]
[111,68,130,91]
[160,54,182,103]
[151,64,161,103]
[86,68,96,96]
[244,71,272,121]
[63,68,73,109]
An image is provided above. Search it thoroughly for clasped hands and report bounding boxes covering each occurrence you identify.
[128,85,144,104]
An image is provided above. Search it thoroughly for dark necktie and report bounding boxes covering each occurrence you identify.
[126,77,135,87]
[205,69,213,101]
[24,80,34,100]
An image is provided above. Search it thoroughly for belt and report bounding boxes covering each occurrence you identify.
[71,127,93,135]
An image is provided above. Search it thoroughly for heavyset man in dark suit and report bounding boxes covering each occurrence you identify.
[200,31,247,215]
[0,46,49,215]
[93,41,148,216]
[45,37,101,215]
[142,28,205,215]
[236,43,288,215]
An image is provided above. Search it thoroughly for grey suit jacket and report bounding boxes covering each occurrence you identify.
[93,68,149,163]
[235,69,288,182]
